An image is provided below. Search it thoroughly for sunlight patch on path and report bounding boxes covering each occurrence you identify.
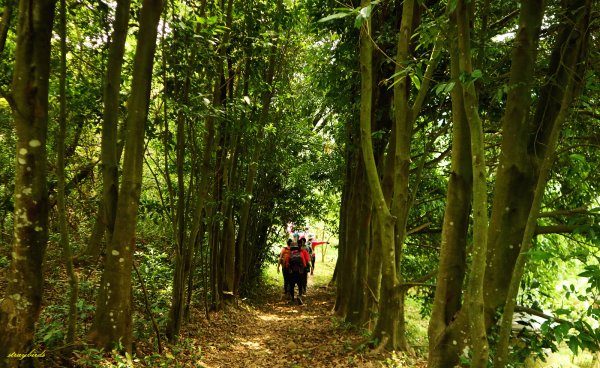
[258,314,283,321]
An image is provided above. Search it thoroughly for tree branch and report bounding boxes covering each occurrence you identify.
[514,305,569,324]
[537,206,589,218]
[407,222,432,235]
[534,224,580,235]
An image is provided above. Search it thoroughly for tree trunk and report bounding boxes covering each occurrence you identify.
[166,57,189,342]
[101,0,132,243]
[427,12,472,367]
[455,0,490,365]
[357,2,400,349]
[89,0,164,353]
[58,0,78,347]
[346,180,371,324]
[0,0,55,366]
[81,0,133,262]
[0,0,14,55]
[484,0,592,326]
[334,142,361,318]
[387,0,415,352]
[494,1,591,365]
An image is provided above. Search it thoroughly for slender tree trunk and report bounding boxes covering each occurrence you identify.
[334,137,356,315]
[81,0,133,262]
[358,2,400,349]
[0,0,14,55]
[0,0,55,366]
[89,0,164,352]
[101,0,132,243]
[427,14,472,367]
[335,146,361,318]
[166,57,189,342]
[387,0,415,352]
[58,0,78,347]
[455,0,490,365]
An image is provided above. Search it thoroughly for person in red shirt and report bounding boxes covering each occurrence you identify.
[299,238,311,296]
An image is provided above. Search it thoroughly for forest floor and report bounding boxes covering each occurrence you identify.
[190,269,427,368]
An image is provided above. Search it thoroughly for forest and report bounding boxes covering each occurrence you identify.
[0,0,599,366]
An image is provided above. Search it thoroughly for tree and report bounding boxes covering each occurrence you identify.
[0,0,56,365]
[89,0,164,352]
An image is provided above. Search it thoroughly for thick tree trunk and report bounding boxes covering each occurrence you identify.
[334,133,358,315]
[89,0,164,353]
[0,0,55,366]
[346,181,371,324]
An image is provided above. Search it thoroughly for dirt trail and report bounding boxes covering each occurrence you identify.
[194,275,382,368]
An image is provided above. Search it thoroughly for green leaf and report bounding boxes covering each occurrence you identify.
[318,12,352,23]
[448,0,458,13]
[525,249,554,261]
[355,13,365,28]
[569,153,586,162]
[554,322,571,341]
[410,74,421,90]
[567,336,579,354]
[555,308,571,315]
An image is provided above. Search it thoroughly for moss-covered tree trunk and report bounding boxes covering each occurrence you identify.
[483,0,592,326]
[81,0,132,262]
[427,13,472,367]
[387,0,415,352]
[358,0,400,349]
[89,0,164,353]
[455,0,490,365]
[493,1,591,365]
[101,0,132,243]
[0,0,55,366]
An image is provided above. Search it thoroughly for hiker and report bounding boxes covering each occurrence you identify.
[299,238,311,295]
[277,239,292,296]
[286,241,310,304]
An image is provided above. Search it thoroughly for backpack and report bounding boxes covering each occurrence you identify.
[288,248,304,274]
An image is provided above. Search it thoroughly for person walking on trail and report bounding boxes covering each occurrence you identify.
[299,238,311,295]
[277,239,292,296]
[286,241,310,305]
